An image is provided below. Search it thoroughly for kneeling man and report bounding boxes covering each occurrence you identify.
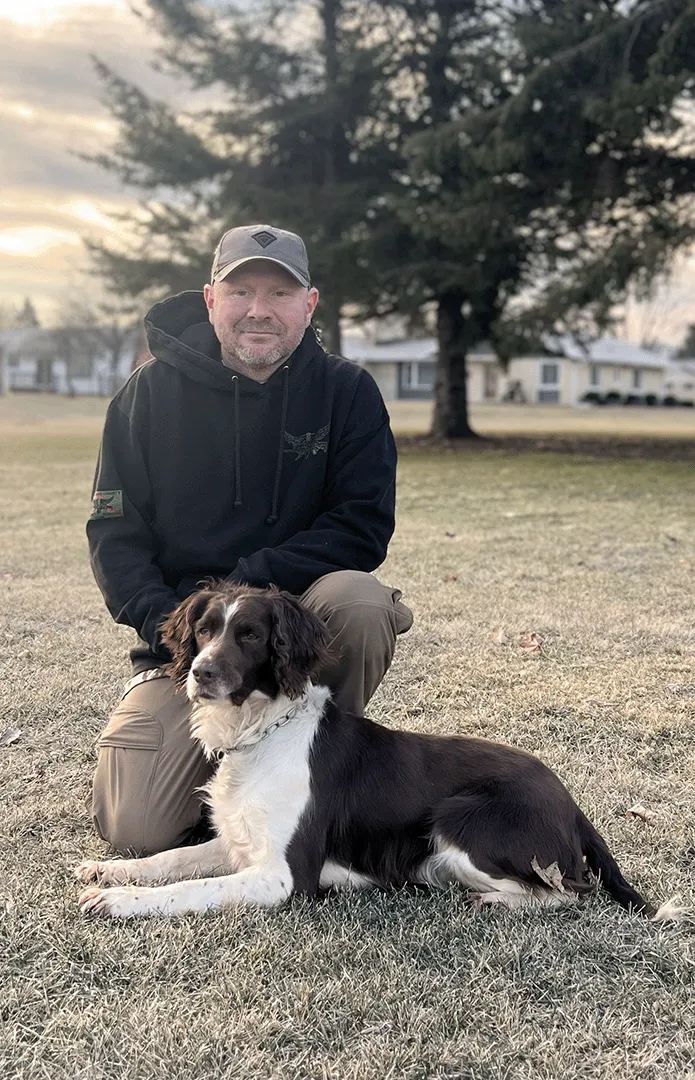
[87,223,412,856]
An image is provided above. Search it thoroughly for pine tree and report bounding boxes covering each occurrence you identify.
[86,0,400,353]
[86,0,695,433]
[363,0,695,436]
[15,298,40,328]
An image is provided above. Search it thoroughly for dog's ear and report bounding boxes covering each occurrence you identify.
[269,592,332,699]
[160,591,213,687]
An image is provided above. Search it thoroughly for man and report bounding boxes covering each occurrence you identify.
[87,224,413,857]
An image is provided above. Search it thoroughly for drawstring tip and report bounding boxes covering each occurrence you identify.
[266,514,278,525]
[234,499,242,508]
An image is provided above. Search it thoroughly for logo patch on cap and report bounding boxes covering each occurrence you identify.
[251,230,277,249]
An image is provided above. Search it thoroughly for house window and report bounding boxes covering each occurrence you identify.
[540,362,558,385]
[590,364,600,387]
[400,362,435,392]
[632,369,642,389]
[613,367,621,382]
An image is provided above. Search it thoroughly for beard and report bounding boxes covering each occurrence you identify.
[219,320,305,371]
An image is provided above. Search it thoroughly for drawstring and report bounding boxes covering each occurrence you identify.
[267,365,289,525]
[232,376,242,508]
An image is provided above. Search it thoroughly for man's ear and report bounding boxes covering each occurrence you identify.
[269,592,331,699]
[160,591,213,687]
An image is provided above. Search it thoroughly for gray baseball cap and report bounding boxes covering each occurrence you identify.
[211,225,310,287]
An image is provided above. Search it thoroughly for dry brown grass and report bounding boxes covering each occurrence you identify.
[1,397,694,1080]
[386,400,695,438]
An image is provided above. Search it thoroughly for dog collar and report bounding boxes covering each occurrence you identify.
[212,703,300,761]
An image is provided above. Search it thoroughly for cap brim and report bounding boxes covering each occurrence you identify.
[213,256,310,288]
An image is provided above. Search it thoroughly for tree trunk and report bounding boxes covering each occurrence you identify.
[431,290,478,439]
[319,0,344,358]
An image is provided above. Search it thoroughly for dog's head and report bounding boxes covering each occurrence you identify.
[160,583,331,704]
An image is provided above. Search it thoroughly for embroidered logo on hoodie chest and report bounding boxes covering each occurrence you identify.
[283,424,330,461]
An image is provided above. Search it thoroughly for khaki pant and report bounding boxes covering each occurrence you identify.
[92,571,413,856]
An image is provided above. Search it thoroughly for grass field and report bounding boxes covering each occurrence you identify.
[3,391,695,441]
[1,396,694,1080]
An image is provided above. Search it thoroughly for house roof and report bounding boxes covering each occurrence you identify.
[0,327,46,351]
[341,334,494,364]
[665,358,695,377]
[543,334,670,370]
[343,329,669,370]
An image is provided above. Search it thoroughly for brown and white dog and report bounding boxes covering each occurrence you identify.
[77,583,680,920]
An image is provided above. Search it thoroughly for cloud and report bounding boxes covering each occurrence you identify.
[0,3,193,319]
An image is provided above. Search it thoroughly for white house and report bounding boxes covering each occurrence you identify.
[342,334,500,403]
[0,327,136,396]
[662,359,695,406]
[342,330,673,406]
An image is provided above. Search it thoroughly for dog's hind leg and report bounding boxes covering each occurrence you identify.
[319,860,376,891]
[75,837,229,887]
[470,888,578,911]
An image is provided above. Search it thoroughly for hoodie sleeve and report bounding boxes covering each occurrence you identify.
[87,393,180,654]
[227,370,396,594]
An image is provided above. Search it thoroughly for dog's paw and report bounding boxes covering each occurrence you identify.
[75,859,134,886]
[78,884,150,918]
[470,890,510,909]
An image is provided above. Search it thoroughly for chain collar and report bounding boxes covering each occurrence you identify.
[212,704,300,761]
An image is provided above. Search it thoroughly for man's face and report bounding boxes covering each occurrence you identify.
[203,261,319,372]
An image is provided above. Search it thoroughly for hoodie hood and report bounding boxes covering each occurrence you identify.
[144,290,320,392]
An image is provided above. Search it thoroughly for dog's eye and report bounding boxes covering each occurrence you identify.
[239,630,259,642]
[197,626,212,640]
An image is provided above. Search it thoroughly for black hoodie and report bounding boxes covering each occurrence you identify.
[87,292,397,671]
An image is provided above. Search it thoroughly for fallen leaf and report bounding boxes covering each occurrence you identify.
[444,531,457,538]
[0,727,21,748]
[626,804,656,824]
[494,628,509,645]
[531,857,565,892]
[519,632,543,654]
[446,574,457,582]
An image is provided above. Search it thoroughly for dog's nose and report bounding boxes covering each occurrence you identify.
[192,661,216,684]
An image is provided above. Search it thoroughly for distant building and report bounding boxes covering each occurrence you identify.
[0,322,686,407]
[342,330,676,406]
[662,358,695,406]
[0,327,137,396]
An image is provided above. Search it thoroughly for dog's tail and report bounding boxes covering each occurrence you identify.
[578,813,684,922]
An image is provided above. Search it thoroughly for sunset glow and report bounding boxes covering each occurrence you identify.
[0,226,81,257]
[0,0,117,27]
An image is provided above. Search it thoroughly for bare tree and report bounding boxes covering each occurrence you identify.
[51,295,140,395]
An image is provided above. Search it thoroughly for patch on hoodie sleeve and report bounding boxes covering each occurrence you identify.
[90,489,124,520]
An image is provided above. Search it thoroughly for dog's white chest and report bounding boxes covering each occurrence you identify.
[207,714,320,872]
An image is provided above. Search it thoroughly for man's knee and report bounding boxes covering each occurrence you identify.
[302,570,413,636]
[91,753,191,857]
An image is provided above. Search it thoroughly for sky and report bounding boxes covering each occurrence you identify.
[0,0,184,323]
[1,0,693,345]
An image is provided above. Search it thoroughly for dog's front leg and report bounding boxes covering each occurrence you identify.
[75,838,229,887]
[78,859,293,918]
